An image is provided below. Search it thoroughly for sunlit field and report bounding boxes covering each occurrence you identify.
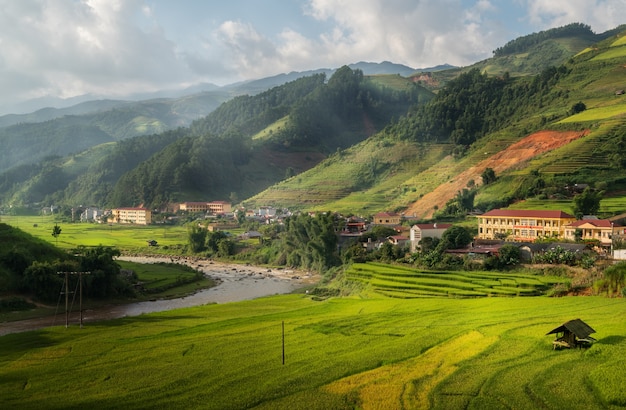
[1,294,624,409]
[0,215,188,252]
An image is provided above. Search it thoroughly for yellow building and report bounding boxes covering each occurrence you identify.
[179,201,232,214]
[563,219,615,246]
[477,209,576,242]
[110,207,152,225]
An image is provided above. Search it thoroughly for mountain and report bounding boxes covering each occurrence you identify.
[245,24,626,217]
[2,23,626,215]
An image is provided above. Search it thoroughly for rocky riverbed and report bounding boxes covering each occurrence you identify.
[0,257,319,336]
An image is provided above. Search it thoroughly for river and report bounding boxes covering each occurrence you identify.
[0,257,318,336]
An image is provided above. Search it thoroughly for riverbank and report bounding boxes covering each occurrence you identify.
[0,257,320,336]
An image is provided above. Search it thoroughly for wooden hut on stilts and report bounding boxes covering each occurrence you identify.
[546,318,596,349]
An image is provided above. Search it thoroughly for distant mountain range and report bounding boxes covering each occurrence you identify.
[3,22,626,218]
[0,61,453,120]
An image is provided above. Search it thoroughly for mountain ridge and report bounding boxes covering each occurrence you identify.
[1,23,625,216]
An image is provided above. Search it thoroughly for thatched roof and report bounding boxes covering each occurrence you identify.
[546,319,596,339]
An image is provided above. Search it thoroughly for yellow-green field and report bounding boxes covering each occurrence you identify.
[0,215,188,252]
[1,293,624,409]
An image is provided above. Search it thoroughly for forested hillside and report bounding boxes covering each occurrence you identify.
[108,68,429,208]
[0,94,229,173]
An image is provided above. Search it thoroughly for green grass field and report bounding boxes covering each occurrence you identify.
[1,293,624,409]
[0,215,189,252]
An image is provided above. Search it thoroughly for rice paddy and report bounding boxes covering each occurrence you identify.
[1,293,624,409]
[345,263,562,298]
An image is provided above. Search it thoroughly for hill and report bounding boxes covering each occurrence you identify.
[246,25,626,217]
[107,68,430,208]
[0,223,69,294]
[0,93,230,173]
[2,23,626,213]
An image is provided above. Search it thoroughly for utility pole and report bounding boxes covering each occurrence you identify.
[57,271,91,328]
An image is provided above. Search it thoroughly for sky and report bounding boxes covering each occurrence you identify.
[0,0,624,114]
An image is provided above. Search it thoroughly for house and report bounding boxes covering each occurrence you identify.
[477,209,576,242]
[373,212,402,225]
[80,207,104,222]
[387,235,410,247]
[563,219,615,246]
[179,201,232,214]
[547,319,596,349]
[109,207,152,225]
[409,223,452,252]
[239,231,263,241]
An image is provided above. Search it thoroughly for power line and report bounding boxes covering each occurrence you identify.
[57,271,91,328]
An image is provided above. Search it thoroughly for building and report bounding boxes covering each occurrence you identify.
[409,223,452,252]
[547,319,595,349]
[373,212,402,225]
[563,219,615,246]
[477,209,576,242]
[80,207,104,222]
[179,201,232,214]
[109,207,152,225]
[387,235,410,247]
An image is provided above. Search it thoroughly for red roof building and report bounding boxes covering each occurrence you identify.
[477,209,576,242]
[564,219,617,246]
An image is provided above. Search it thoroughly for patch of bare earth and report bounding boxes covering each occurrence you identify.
[405,130,590,219]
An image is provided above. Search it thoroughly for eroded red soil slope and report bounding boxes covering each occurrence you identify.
[404,130,589,219]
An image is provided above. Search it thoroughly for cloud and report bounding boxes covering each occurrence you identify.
[0,0,624,114]
[524,0,626,32]
[0,0,189,105]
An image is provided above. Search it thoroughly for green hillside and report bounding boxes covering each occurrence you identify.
[0,93,229,173]
[0,223,69,293]
[247,26,626,218]
[2,24,626,215]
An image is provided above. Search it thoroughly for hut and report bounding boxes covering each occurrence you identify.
[546,318,596,349]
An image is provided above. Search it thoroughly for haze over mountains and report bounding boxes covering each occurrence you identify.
[1,22,625,218]
[0,61,445,118]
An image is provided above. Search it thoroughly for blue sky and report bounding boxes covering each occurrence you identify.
[0,0,624,113]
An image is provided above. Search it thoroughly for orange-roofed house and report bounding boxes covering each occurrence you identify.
[564,219,615,246]
[477,209,576,242]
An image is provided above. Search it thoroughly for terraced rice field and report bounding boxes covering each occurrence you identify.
[345,263,563,298]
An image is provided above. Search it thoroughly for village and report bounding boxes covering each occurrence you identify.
[68,199,626,263]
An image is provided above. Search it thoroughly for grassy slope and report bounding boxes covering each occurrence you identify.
[246,31,626,217]
[1,293,624,409]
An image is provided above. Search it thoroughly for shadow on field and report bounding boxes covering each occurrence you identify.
[597,335,625,345]
[0,331,58,357]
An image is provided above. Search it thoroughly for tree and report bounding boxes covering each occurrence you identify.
[51,223,62,246]
[481,168,497,185]
[498,244,521,267]
[439,226,473,250]
[572,187,603,218]
[187,224,207,253]
[603,262,626,296]
[570,101,586,115]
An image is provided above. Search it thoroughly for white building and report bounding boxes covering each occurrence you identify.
[409,223,452,252]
